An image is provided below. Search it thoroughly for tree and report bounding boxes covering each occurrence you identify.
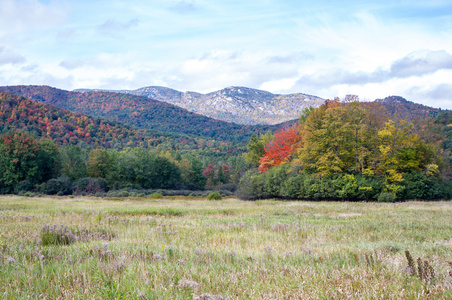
[36,139,61,182]
[60,145,88,180]
[87,149,112,179]
[176,155,206,190]
[258,123,302,172]
[245,132,273,166]
[376,120,417,195]
[0,132,39,192]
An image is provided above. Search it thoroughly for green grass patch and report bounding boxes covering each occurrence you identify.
[0,196,451,299]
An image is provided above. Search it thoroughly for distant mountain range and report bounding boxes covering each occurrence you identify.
[74,86,325,125]
[0,85,292,144]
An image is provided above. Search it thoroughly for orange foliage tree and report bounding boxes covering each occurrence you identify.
[258,123,302,172]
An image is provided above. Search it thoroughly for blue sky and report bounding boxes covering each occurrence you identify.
[1,0,452,108]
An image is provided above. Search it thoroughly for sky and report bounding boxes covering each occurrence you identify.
[1,0,452,109]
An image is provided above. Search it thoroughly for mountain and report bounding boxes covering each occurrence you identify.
[374,96,441,119]
[0,86,292,144]
[75,86,325,125]
[0,91,157,149]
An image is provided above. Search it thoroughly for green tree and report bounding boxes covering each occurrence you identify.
[87,149,112,179]
[60,145,88,180]
[245,132,273,166]
[0,132,40,192]
[36,139,61,182]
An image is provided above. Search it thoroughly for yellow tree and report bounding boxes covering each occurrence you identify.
[376,120,418,195]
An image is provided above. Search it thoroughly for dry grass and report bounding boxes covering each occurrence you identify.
[0,195,451,299]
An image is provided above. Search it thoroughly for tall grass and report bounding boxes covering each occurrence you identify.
[0,196,451,298]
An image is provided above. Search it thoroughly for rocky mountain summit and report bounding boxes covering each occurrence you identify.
[76,86,325,125]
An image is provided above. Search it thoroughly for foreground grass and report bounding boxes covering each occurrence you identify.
[0,196,451,299]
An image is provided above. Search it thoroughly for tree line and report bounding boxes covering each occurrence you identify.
[0,131,250,196]
[238,97,452,201]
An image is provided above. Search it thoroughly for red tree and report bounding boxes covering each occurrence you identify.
[258,123,302,172]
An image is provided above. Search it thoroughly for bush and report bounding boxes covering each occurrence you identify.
[398,172,442,200]
[149,192,163,199]
[45,176,73,195]
[116,191,129,197]
[14,180,34,194]
[378,192,396,203]
[442,181,452,200]
[24,191,35,197]
[280,174,307,199]
[207,192,222,200]
[237,170,270,200]
[217,183,238,192]
[73,177,108,195]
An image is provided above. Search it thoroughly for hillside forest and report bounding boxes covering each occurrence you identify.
[0,91,451,201]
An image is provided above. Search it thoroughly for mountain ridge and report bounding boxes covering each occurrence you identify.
[0,85,294,144]
[74,86,325,125]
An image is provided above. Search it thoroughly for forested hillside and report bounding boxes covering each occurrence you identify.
[373,95,441,120]
[0,85,292,144]
[0,92,152,149]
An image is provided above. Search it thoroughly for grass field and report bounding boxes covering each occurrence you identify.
[0,195,451,299]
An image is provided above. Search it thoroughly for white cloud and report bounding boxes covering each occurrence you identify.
[0,0,67,37]
[0,47,25,66]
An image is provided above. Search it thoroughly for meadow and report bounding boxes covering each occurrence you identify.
[0,195,451,299]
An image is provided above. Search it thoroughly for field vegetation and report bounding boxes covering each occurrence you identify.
[1,195,451,299]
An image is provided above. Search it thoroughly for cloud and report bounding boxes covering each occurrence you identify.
[170,1,197,14]
[0,67,74,90]
[59,58,86,70]
[406,83,452,109]
[59,53,135,70]
[0,47,25,66]
[97,18,139,36]
[0,0,67,36]
[294,50,452,90]
[389,50,452,77]
[171,50,305,92]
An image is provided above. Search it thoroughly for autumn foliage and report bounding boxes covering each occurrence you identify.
[258,123,302,172]
[239,98,452,201]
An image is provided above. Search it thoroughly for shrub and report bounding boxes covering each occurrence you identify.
[280,174,307,199]
[14,180,34,195]
[24,191,35,197]
[207,192,222,200]
[45,176,73,195]
[73,177,108,195]
[149,192,163,199]
[237,170,270,200]
[217,183,238,192]
[442,181,452,200]
[398,172,442,200]
[117,191,129,197]
[378,192,396,203]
